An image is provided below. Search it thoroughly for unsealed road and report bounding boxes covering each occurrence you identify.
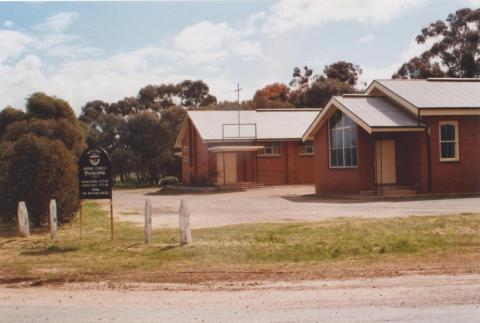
[2,275,480,322]
[108,186,480,228]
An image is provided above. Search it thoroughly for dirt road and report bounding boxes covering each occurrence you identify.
[107,186,480,228]
[1,274,480,322]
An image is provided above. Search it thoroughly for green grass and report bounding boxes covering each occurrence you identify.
[1,202,480,283]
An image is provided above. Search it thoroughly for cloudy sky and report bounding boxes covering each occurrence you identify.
[1,0,479,114]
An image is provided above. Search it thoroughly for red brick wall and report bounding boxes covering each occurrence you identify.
[181,120,209,184]
[424,115,480,193]
[208,151,217,182]
[181,127,315,186]
[312,115,480,195]
[257,142,288,185]
[181,131,190,184]
[313,122,373,194]
[294,154,315,184]
[256,141,315,185]
[193,125,209,181]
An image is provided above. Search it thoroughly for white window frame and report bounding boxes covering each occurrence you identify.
[298,141,314,156]
[439,121,459,162]
[328,110,358,169]
[259,142,281,157]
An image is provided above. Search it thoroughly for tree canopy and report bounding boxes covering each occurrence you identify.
[253,83,294,109]
[289,61,359,109]
[0,93,83,227]
[79,81,198,184]
[323,61,363,86]
[394,8,480,79]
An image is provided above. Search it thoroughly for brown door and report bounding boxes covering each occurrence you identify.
[216,152,237,184]
[375,140,396,184]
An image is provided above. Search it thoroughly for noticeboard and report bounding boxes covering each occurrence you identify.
[78,147,112,200]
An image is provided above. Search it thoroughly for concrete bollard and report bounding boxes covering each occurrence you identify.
[17,201,30,237]
[144,199,152,243]
[179,199,191,245]
[49,199,58,239]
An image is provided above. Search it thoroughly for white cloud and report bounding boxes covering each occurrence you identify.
[461,0,480,6]
[174,21,237,52]
[0,1,443,113]
[356,33,375,44]
[0,42,246,112]
[0,55,45,107]
[45,45,103,59]
[0,30,34,62]
[3,20,14,28]
[0,12,100,62]
[173,21,263,61]
[262,0,427,36]
[37,12,78,33]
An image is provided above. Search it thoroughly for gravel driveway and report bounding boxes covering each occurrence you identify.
[107,185,480,229]
[2,275,480,322]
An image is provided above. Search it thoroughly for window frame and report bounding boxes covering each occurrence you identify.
[439,121,459,162]
[328,110,358,169]
[259,141,281,157]
[298,141,314,156]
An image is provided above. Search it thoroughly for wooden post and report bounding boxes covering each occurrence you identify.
[17,201,30,238]
[49,199,57,239]
[144,199,152,243]
[110,197,114,241]
[79,201,83,240]
[179,199,191,245]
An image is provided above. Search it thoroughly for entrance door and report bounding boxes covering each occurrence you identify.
[375,140,396,184]
[216,152,237,184]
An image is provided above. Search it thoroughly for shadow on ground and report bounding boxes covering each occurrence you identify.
[20,245,79,256]
[282,193,480,204]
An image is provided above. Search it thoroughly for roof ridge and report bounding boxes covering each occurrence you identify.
[256,108,322,112]
[341,94,377,98]
[427,78,480,82]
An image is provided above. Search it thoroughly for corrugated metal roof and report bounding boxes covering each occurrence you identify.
[188,110,320,141]
[335,96,420,128]
[376,79,480,108]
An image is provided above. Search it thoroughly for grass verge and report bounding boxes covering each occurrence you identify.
[1,202,480,284]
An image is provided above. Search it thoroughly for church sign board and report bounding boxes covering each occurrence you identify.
[78,147,112,200]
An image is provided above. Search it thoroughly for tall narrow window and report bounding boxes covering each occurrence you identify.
[439,121,459,161]
[329,110,357,167]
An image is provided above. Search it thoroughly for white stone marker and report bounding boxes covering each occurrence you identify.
[17,201,30,237]
[179,199,191,245]
[144,199,152,243]
[49,199,58,239]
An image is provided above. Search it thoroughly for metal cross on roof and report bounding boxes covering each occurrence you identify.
[234,83,243,134]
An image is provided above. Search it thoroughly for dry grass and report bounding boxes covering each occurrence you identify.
[1,202,480,284]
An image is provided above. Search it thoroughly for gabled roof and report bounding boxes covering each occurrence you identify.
[367,78,480,109]
[303,95,424,140]
[175,109,321,147]
[335,96,421,128]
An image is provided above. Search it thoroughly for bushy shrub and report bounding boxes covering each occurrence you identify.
[26,92,76,122]
[4,118,86,157]
[0,135,80,226]
[158,176,181,187]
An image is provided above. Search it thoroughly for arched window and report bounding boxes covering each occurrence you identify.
[439,121,459,161]
[329,110,357,168]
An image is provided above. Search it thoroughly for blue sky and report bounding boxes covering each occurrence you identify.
[0,0,479,114]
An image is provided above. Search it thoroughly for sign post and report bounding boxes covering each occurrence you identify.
[49,199,57,239]
[78,147,113,240]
